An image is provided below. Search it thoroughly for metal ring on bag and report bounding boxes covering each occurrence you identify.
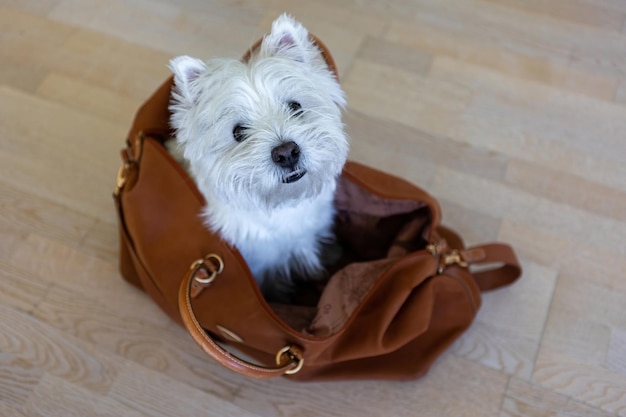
[190,254,225,285]
[276,345,304,375]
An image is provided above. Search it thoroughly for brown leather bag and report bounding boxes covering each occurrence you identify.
[113,36,522,381]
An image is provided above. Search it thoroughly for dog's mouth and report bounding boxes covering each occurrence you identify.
[282,169,307,184]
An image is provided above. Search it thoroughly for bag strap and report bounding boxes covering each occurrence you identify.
[460,244,522,291]
[435,226,521,291]
[177,255,304,379]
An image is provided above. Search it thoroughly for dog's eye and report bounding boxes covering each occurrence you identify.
[288,101,303,116]
[233,124,247,142]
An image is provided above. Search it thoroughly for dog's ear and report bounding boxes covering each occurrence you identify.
[263,14,317,63]
[169,56,207,105]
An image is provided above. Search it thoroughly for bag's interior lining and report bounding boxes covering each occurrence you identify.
[272,176,433,336]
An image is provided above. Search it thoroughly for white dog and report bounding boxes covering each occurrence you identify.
[167,15,349,301]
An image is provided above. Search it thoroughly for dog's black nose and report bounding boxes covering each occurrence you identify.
[271,141,300,169]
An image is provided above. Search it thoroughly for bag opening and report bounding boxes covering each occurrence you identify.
[272,174,433,336]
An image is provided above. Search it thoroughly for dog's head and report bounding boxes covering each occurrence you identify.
[169,14,349,210]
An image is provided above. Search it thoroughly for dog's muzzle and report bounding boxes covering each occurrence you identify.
[282,169,307,183]
[272,141,306,183]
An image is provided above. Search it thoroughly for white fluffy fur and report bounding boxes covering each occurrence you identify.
[168,14,349,300]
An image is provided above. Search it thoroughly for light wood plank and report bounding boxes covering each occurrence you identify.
[80,219,120,263]
[485,0,626,30]
[357,36,434,75]
[438,200,502,245]
[451,261,558,379]
[539,264,626,366]
[0,86,125,221]
[533,255,626,415]
[0,0,60,14]
[48,0,266,59]
[0,57,48,93]
[36,72,140,126]
[534,349,626,416]
[384,3,620,100]
[606,329,626,376]
[501,377,616,417]
[345,109,509,184]
[0,304,120,394]
[505,159,626,223]
[429,56,626,193]
[108,365,258,417]
[10,234,169,327]
[430,166,626,257]
[0,183,95,256]
[0,354,43,411]
[22,373,144,417]
[343,59,472,139]
[0,6,172,99]
[0,262,50,313]
[232,355,508,417]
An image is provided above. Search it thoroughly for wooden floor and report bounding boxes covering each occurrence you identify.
[1,0,626,416]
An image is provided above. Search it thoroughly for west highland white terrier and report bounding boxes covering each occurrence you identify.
[167,14,349,301]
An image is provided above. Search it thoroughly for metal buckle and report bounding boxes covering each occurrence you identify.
[428,242,469,273]
[442,250,469,268]
[114,162,130,196]
[114,131,145,197]
[438,249,469,273]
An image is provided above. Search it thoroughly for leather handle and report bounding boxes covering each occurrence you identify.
[460,244,522,291]
[177,257,303,379]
